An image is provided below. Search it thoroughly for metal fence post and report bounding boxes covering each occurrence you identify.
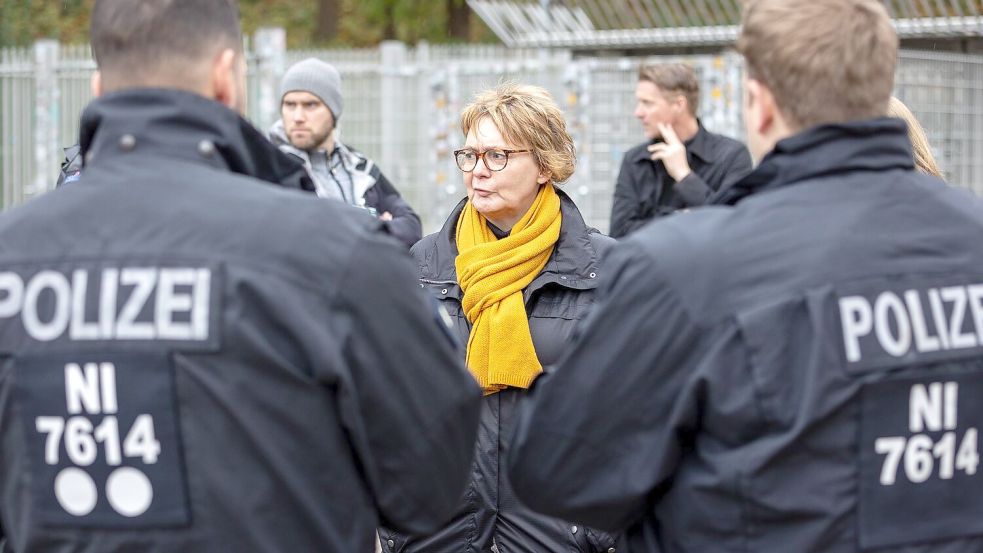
[414,41,439,228]
[254,27,286,132]
[32,39,59,198]
[380,41,407,175]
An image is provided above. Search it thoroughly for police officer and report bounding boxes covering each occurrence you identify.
[0,1,480,551]
[508,0,983,551]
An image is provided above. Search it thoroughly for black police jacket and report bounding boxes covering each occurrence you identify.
[0,88,480,553]
[609,122,751,238]
[56,123,313,192]
[381,189,619,553]
[509,118,983,552]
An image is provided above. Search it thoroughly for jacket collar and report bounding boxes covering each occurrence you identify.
[79,88,313,191]
[716,117,914,205]
[269,120,364,165]
[269,120,378,201]
[422,188,602,300]
[631,119,715,165]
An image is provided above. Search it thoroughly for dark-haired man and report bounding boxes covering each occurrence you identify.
[510,0,983,551]
[0,1,479,551]
[270,58,422,248]
[610,63,751,238]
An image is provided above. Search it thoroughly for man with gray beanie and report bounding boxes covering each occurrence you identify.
[270,57,422,248]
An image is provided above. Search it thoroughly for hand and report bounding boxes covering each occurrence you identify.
[648,123,692,182]
[379,211,394,222]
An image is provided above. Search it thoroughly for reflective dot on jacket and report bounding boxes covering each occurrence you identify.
[119,134,136,151]
[198,140,216,157]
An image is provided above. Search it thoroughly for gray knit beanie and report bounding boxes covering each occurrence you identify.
[279,58,344,121]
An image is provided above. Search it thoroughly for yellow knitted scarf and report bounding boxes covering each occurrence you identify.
[455,184,562,394]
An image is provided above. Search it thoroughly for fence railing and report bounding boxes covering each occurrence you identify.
[2,32,982,234]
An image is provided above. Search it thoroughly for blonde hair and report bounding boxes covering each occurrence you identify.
[638,63,700,117]
[736,0,898,130]
[887,97,943,178]
[460,83,576,183]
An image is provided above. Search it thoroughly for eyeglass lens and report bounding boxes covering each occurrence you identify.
[455,149,511,172]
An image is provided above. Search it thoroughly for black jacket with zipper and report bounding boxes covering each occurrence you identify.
[380,188,619,553]
[510,119,983,553]
[0,88,480,553]
[610,122,751,238]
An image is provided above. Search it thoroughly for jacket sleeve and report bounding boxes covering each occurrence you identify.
[673,145,754,207]
[507,239,702,533]
[332,231,480,534]
[368,169,423,248]
[671,171,713,207]
[609,157,648,238]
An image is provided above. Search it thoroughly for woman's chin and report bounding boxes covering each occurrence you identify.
[471,198,502,217]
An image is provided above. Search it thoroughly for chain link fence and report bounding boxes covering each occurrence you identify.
[2,35,981,234]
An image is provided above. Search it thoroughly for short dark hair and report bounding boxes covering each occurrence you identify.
[91,0,242,87]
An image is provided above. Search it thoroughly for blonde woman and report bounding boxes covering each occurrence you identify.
[380,84,617,552]
[888,96,943,178]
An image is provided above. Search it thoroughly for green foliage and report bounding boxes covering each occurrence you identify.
[0,0,495,47]
[0,0,92,46]
[239,0,320,47]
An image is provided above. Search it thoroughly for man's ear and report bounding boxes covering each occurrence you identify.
[673,94,689,116]
[90,71,103,98]
[209,48,240,111]
[745,78,775,136]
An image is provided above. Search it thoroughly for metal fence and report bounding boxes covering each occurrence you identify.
[2,35,982,234]
[468,0,983,49]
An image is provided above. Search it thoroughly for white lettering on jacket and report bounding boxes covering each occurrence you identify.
[0,268,211,342]
[840,284,983,363]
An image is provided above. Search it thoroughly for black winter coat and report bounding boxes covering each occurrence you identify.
[0,89,480,553]
[510,119,983,552]
[609,122,751,238]
[382,189,619,553]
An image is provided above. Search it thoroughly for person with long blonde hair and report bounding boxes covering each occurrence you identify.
[888,96,943,177]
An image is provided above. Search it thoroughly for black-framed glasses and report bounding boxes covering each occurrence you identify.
[453,148,531,172]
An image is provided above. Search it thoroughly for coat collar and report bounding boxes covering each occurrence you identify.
[631,119,715,165]
[79,88,313,191]
[420,187,602,300]
[269,120,365,167]
[715,117,914,205]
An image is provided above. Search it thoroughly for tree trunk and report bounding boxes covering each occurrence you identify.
[316,0,340,42]
[447,0,471,41]
[382,0,397,41]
